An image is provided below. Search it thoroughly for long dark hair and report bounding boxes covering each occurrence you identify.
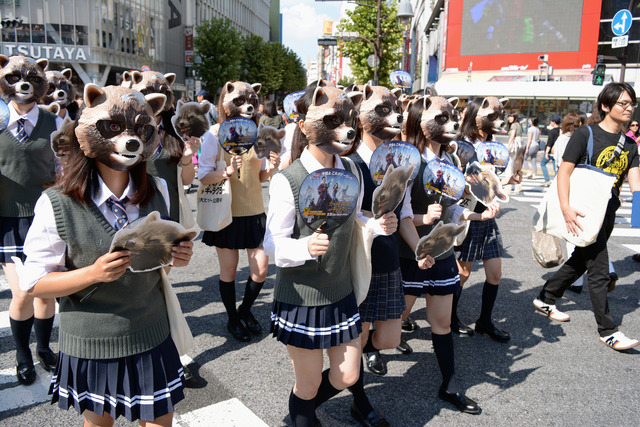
[159,106,185,164]
[457,98,484,142]
[404,97,429,154]
[290,85,319,162]
[57,120,156,206]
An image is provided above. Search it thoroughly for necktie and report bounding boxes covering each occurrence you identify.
[106,197,129,230]
[16,118,28,143]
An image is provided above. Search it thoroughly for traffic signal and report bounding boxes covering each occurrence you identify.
[1,18,23,29]
[592,63,606,86]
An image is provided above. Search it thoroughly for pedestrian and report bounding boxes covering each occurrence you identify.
[541,115,561,184]
[399,96,501,415]
[263,85,394,426]
[533,82,640,351]
[1,55,59,386]
[452,97,521,344]
[17,84,194,426]
[259,99,285,129]
[524,117,540,179]
[505,112,524,193]
[199,81,280,342]
[196,89,216,125]
[625,119,639,144]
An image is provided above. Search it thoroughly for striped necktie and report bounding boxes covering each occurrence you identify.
[106,197,129,230]
[16,118,28,143]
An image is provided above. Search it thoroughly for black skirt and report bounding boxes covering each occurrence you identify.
[0,216,33,263]
[270,292,362,350]
[202,213,266,249]
[400,254,460,297]
[49,336,185,422]
[456,218,503,262]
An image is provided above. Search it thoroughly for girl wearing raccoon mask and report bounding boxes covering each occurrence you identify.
[199,80,280,343]
[398,97,501,415]
[264,85,396,426]
[17,85,194,426]
[452,98,520,345]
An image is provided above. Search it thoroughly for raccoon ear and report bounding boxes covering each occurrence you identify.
[176,99,184,110]
[446,97,459,109]
[311,86,327,107]
[363,84,374,100]
[121,71,132,87]
[498,97,509,108]
[184,230,199,241]
[336,84,345,90]
[391,88,402,98]
[348,91,363,110]
[41,102,60,116]
[199,101,211,114]
[0,55,9,69]
[60,68,72,80]
[251,83,261,94]
[132,71,143,85]
[225,81,235,93]
[36,58,48,71]
[423,96,432,111]
[84,84,105,108]
[481,97,491,109]
[147,211,161,222]
[164,73,176,86]
[145,93,167,117]
[276,129,286,140]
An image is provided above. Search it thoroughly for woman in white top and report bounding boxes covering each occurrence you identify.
[524,117,541,179]
[552,113,582,168]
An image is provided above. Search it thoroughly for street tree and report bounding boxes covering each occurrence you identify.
[194,18,242,95]
[337,0,402,87]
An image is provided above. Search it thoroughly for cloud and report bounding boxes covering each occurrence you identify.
[282,1,340,65]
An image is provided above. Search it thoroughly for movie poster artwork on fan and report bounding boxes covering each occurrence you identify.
[299,168,359,232]
[475,141,509,173]
[422,159,465,206]
[370,140,421,185]
[218,117,258,155]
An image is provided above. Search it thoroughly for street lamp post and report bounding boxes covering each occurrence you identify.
[398,0,415,78]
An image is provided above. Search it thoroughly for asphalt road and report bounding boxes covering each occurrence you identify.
[1,174,639,427]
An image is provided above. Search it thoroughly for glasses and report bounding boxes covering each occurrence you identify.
[615,101,637,109]
[630,123,639,127]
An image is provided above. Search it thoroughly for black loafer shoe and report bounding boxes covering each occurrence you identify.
[36,349,58,372]
[475,322,510,342]
[567,284,583,294]
[401,317,419,332]
[608,272,618,293]
[350,402,390,427]
[395,339,413,354]
[365,351,387,376]
[239,311,262,335]
[452,320,474,336]
[227,321,251,342]
[438,386,480,414]
[16,361,36,385]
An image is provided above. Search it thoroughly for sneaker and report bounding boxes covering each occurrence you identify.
[533,298,570,322]
[600,332,640,351]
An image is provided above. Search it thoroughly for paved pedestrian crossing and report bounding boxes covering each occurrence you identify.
[510,177,638,254]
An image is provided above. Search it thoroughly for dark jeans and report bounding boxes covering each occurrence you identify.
[539,197,619,337]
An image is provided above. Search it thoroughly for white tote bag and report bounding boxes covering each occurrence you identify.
[160,269,194,355]
[196,149,232,231]
[533,126,618,247]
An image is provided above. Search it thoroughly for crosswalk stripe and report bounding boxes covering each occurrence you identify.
[173,398,269,427]
[0,306,59,338]
[621,244,640,253]
[611,228,640,237]
[0,365,53,412]
[511,196,543,203]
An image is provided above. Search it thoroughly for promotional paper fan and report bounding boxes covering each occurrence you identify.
[0,99,9,132]
[454,139,476,167]
[219,117,258,178]
[370,140,420,185]
[475,141,509,173]
[422,159,466,207]
[283,90,305,120]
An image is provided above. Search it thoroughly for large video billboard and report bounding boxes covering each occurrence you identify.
[444,0,602,72]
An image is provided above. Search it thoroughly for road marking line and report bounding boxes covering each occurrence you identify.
[0,365,52,412]
[0,305,59,338]
[621,244,640,253]
[611,228,640,237]
[173,398,268,427]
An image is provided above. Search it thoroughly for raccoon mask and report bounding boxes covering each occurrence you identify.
[476,97,509,135]
[420,96,460,146]
[123,70,176,113]
[0,55,49,104]
[221,81,261,119]
[358,85,403,141]
[43,68,76,109]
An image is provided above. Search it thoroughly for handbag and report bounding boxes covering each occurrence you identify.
[177,164,196,229]
[533,126,619,247]
[160,268,194,355]
[196,148,232,231]
[531,230,564,268]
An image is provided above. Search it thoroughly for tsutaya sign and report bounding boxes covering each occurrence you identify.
[2,44,89,62]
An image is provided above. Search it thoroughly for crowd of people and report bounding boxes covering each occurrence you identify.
[1,52,639,427]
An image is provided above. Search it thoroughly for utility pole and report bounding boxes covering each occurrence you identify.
[620,0,637,82]
[374,0,381,85]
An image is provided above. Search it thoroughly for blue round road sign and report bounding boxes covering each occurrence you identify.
[612,9,632,36]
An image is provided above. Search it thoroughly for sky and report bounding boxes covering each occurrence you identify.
[281,0,343,66]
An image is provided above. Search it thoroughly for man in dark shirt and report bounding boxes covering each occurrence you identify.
[533,83,640,351]
[541,115,561,184]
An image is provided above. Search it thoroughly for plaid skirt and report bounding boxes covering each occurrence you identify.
[202,213,266,250]
[270,292,362,350]
[400,254,460,297]
[0,216,33,263]
[455,218,503,262]
[358,268,406,323]
[50,336,185,422]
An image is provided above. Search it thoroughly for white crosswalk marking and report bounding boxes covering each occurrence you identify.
[173,399,269,427]
[0,365,53,412]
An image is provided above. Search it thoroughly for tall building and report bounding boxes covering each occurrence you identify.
[193,0,271,41]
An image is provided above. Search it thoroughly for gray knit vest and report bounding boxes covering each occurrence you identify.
[0,109,57,217]
[45,184,170,359]
[399,158,452,261]
[274,158,357,306]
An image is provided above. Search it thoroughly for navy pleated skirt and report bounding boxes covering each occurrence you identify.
[202,213,266,249]
[400,254,460,297]
[270,292,362,350]
[49,336,185,422]
[0,216,33,263]
[455,218,503,262]
[358,268,406,323]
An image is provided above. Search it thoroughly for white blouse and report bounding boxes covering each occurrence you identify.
[17,175,170,291]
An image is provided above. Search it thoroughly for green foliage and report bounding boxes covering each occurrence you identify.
[337,0,403,88]
[338,76,357,88]
[195,18,306,98]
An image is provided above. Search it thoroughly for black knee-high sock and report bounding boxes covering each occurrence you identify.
[34,316,54,354]
[219,279,239,323]
[238,278,264,315]
[314,369,342,409]
[289,390,316,427]
[362,333,378,354]
[10,316,34,365]
[348,362,374,415]
[451,288,462,324]
[478,281,499,326]
[432,332,459,394]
